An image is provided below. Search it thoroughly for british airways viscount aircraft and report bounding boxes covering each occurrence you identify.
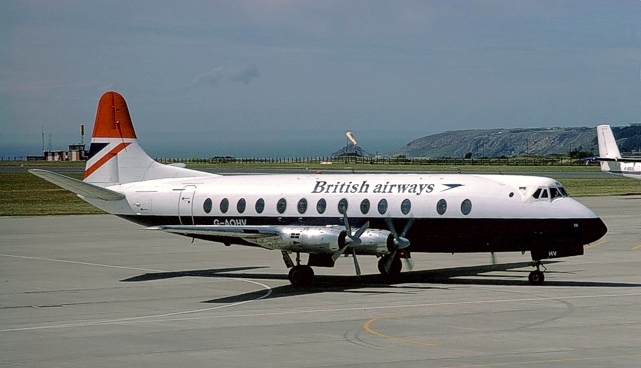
[30,92,607,286]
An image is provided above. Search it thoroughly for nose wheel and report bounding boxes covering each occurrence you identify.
[528,261,546,285]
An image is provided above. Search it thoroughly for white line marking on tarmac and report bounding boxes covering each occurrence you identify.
[0,253,273,332]
[0,253,164,273]
[3,291,640,332]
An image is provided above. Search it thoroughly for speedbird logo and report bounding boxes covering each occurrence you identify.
[312,180,437,196]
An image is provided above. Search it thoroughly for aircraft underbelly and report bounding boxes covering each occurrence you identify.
[117,214,606,253]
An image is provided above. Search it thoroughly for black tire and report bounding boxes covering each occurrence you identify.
[288,265,314,286]
[528,270,545,285]
[378,255,402,276]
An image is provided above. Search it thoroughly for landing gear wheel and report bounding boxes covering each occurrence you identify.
[288,265,314,286]
[378,255,402,277]
[528,270,545,285]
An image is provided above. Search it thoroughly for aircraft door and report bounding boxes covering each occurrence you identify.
[178,185,196,225]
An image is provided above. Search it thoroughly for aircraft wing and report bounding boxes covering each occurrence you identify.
[29,169,126,201]
[147,224,282,240]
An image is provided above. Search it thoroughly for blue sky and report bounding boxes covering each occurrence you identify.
[2,1,640,158]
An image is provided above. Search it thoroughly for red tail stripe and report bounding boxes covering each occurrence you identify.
[92,91,137,139]
[83,142,132,179]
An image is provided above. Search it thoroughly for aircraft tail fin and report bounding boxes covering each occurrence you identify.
[596,125,621,159]
[84,91,212,187]
[596,125,622,174]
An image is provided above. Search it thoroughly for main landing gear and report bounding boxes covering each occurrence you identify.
[528,260,547,285]
[377,254,402,277]
[283,251,315,287]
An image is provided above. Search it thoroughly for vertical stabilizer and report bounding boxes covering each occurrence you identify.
[596,125,621,159]
[84,91,212,187]
[596,124,621,175]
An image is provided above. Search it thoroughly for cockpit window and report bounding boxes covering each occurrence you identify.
[532,186,569,201]
[558,187,569,197]
[550,187,563,199]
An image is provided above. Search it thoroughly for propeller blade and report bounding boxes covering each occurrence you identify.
[385,218,397,237]
[332,246,349,262]
[352,248,361,276]
[400,218,415,238]
[402,257,414,271]
[384,250,397,274]
[343,211,351,236]
[353,221,369,239]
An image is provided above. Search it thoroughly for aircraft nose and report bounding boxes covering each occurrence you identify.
[583,217,607,244]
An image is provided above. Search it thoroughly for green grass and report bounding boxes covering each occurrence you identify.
[0,172,105,216]
[1,162,640,216]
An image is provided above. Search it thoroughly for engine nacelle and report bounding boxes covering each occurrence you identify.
[252,226,394,256]
[252,226,344,253]
[351,229,394,255]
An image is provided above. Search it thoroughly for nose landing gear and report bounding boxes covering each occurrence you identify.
[528,260,547,285]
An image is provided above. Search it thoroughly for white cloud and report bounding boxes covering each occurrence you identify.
[190,64,260,88]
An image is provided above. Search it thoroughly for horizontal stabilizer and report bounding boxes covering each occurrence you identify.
[589,156,641,163]
[29,169,125,201]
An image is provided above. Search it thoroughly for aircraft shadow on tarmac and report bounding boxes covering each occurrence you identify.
[121,261,641,303]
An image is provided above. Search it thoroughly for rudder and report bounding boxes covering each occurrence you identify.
[84,91,213,187]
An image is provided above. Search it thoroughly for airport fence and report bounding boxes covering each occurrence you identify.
[154,156,590,166]
[1,155,592,166]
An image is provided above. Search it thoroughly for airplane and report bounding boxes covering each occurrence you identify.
[30,91,607,286]
[594,124,641,180]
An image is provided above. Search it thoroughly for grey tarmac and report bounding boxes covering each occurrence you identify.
[1,196,640,367]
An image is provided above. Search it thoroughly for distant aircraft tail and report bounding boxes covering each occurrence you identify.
[596,125,621,175]
[596,125,622,159]
[84,91,212,187]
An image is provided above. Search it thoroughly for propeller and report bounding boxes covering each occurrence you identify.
[332,212,368,276]
[384,218,414,273]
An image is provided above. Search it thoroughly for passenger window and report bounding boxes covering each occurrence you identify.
[461,199,472,215]
[277,198,287,214]
[297,198,307,214]
[316,198,327,214]
[338,198,348,214]
[400,199,411,215]
[436,199,447,215]
[203,198,212,214]
[237,198,246,213]
[255,198,265,214]
[377,199,388,215]
[360,199,370,214]
[220,198,229,213]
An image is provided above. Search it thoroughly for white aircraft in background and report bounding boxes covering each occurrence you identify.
[30,91,607,286]
[594,125,641,180]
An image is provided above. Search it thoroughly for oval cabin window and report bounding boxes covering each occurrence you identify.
[255,198,265,214]
[220,198,229,214]
[203,198,212,214]
[237,198,246,213]
[378,199,388,215]
[277,198,287,214]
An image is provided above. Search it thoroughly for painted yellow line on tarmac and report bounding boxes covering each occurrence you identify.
[363,314,437,347]
[632,244,641,251]
[585,240,607,249]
